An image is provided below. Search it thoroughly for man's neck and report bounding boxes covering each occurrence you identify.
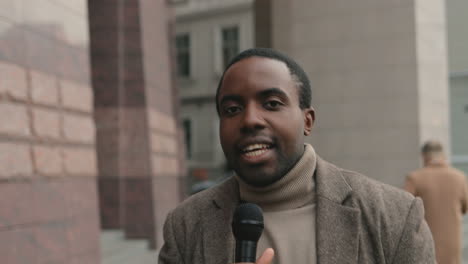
[236,144,317,211]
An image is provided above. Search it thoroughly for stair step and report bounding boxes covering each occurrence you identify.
[101,230,158,264]
[103,245,156,264]
[101,230,135,256]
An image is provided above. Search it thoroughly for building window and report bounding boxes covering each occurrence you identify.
[222,26,239,68]
[168,0,188,5]
[176,34,190,77]
[182,119,192,158]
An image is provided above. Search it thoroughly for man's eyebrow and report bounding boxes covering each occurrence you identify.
[257,87,288,99]
[219,94,242,105]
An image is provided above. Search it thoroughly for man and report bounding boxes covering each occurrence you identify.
[159,48,435,264]
[405,140,468,264]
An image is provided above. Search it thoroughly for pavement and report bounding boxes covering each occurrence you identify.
[100,230,158,264]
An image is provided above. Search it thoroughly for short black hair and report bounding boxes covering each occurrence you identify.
[421,140,444,154]
[215,48,312,114]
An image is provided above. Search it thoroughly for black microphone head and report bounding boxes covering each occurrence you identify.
[232,203,264,242]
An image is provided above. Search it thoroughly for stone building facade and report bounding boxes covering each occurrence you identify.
[0,0,466,263]
[174,0,255,184]
[0,1,100,262]
[0,0,183,263]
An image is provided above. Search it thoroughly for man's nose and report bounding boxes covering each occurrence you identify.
[240,105,266,133]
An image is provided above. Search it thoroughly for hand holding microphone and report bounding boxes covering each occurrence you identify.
[249,248,274,264]
[232,203,274,264]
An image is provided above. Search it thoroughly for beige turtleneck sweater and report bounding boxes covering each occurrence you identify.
[236,144,317,264]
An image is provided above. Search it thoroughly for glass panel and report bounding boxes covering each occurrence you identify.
[176,34,190,77]
[182,119,192,159]
[222,26,239,68]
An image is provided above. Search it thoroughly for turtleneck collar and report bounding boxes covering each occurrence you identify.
[235,144,317,212]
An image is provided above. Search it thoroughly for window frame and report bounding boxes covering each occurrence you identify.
[175,33,191,78]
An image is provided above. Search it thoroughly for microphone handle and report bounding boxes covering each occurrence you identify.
[235,240,257,263]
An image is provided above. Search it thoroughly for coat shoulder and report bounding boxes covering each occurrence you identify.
[340,168,415,210]
[338,168,428,261]
[168,177,237,223]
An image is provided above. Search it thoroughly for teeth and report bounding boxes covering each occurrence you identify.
[243,144,270,152]
[244,148,269,157]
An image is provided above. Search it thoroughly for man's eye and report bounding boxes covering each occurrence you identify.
[224,106,242,115]
[264,100,283,109]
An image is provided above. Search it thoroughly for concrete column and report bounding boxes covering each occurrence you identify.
[255,0,450,186]
[89,0,184,249]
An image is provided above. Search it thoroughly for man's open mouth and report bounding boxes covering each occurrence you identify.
[241,144,273,157]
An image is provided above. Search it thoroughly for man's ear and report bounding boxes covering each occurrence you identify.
[303,108,315,136]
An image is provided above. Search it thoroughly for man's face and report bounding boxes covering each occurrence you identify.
[218,57,314,187]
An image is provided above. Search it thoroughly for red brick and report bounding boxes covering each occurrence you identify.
[0,228,38,264]
[60,79,93,112]
[151,132,177,154]
[0,182,35,228]
[122,178,154,238]
[93,81,119,106]
[0,101,31,136]
[98,177,122,228]
[33,145,62,176]
[64,178,99,218]
[149,109,176,133]
[32,108,61,139]
[32,180,67,223]
[152,155,179,176]
[30,70,59,105]
[151,132,162,153]
[63,147,97,176]
[69,249,100,264]
[161,135,177,154]
[94,107,119,129]
[96,129,119,177]
[119,108,152,177]
[66,215,100,256]
[0,61,28,100]
[148,109,161,131]
[152,176,181,247]
[34,222,69,262]
[63,114,95,143]
[0,142,33,178]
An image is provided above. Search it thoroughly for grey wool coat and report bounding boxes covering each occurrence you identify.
[158,157,435,264]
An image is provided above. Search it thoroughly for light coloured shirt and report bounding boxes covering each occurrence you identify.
[236,144,317,264]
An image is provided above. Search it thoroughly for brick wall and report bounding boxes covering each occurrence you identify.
[0,1,100,263]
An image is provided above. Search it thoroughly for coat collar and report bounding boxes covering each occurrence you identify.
[204,157,361,263]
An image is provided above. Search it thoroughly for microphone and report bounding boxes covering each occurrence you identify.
[232,203,264,263]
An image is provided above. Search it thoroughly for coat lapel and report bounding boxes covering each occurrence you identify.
[201,177,239,264]
[315,157,361,264]
[200,158,361,263]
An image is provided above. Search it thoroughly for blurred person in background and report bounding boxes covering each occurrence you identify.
[405,140,468,264]
[190,168,216,195]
